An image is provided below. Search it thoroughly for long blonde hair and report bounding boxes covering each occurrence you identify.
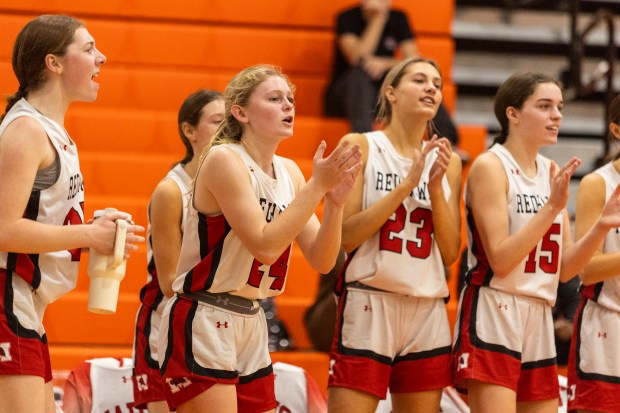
[207,65,296,151]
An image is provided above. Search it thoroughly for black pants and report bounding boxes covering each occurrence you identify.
[324,67,379,133]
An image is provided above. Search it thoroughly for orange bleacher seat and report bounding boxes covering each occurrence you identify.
[49,344,133,371]
[456,124,488,161]
[446,124,488,305]
[66,107,350,158]
[44,290,140,346]
[1,11,456,116]
[79,151,173,197]
[6,0,452,36]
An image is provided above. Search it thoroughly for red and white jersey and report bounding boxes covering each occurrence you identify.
[173,143,296,300]
[139,164,192,313]
[62,358,144,413]
[465,144,563,305]
[580,162,620,312]
[273,362,327,413]
[61,360,323,413]
[0,98,85,304]
[345,131,450,297]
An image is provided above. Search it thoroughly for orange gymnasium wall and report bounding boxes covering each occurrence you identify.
[0,0,486,393]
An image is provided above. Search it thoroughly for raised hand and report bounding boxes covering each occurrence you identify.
[326,153,363,207]
[404,135,441,190]
[428,136,453,190]
[547,157,581,213]
[599,183,620,229]
[311,140,362,195]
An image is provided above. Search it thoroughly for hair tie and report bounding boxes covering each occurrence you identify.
[17,84,27,94]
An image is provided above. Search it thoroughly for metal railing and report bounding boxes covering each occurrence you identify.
[568,0,616,159]
[500,0,616,158]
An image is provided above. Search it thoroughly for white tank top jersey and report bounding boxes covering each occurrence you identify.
[139,164,192,312]
[0,98,85,305]
[345,131,451,297]
[173,143,296,300]
[465,144,563,305]
[581,162,620,312]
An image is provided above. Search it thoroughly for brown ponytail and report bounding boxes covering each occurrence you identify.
[1,15,83,123]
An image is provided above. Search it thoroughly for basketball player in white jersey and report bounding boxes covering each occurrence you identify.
[132,90,224,413]
[567,93,620,413]
[157,65,363,413]
[0,15,144,413]
[328,57,462,413]
[452,71,620,413]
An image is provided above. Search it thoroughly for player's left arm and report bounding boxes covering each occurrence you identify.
[429,146,462,266]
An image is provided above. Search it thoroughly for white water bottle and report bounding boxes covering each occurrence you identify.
[87,208,130,314]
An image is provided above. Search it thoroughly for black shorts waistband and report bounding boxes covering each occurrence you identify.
[346,281,389,293]
[179,291,260,315]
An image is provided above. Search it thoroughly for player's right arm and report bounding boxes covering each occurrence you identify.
[0,117,143,255]
[573,172,620,285]
[467,153,571,277]
[195,143,359,265]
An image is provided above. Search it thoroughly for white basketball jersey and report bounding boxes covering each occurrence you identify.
[62,358,143,413]
[0,98,85,304]
[465,144,563,305]
[141,164,191,312]
[581,162,620,312]
[89,358,137,413]
[345,131,450,297]
[173,143,296,299]
[273,362,327,413]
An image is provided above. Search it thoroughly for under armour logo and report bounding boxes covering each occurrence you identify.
[457,353,470,371]
[567,384,576,401]
[167,377,192,394]
[510,168,520,175]
[598,332,607,339]
[364,305,371,312]
[60,144,67,151]
[0,342,12,362]
[136,374,149,391]
[328,359,336,376]
[216,296,229,306]
[216,321,229,328]
[497,302,508,310]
